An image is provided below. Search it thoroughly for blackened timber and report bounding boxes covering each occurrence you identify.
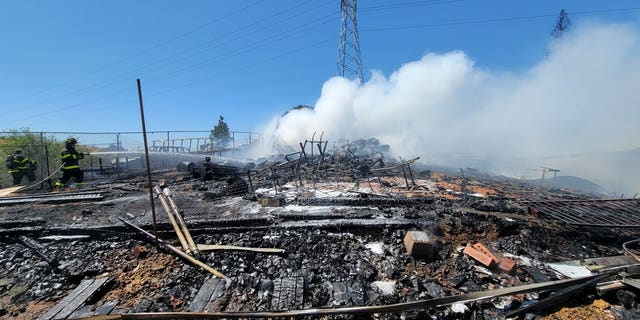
[18,236,59,271]
[187,277,221,312]
[205,279,229,312]
[38,277,111,320]
[118,218,228,279]
[271,276,305,311]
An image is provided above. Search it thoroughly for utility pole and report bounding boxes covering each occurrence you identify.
[337,0,365,84]
[551,9,571,39]
[539,166,560,193]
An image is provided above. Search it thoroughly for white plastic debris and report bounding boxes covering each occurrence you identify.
[451,302,468,313]
[371,281,396,296]
[365,242,385,255]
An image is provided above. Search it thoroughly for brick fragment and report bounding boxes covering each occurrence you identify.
[472,243,500,265]
[132,245,148,259]
[498,258,516,273]
[463,245,494,267]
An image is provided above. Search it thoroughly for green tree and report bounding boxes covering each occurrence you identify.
[0,129,63,187]
[210,116,231,146]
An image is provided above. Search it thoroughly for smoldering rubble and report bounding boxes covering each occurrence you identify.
[0,138,639,320]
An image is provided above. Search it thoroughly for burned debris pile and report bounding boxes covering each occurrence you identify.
[0,137,639,319]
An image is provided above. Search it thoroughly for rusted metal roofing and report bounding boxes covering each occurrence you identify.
[522,198,640,227]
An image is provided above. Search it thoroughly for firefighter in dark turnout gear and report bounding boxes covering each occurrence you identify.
[5,149,36,185]
[55,138,84,188]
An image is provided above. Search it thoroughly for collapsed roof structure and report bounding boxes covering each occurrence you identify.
[0,137,639,320]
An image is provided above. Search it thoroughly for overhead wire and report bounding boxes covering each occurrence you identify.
[361,7,640,32]
[8,5,341,123]
[0,0,266,109]
[6,4,639,125]
[359,0,463,12]
[2,1,335,120]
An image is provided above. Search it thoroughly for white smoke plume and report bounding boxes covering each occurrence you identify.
[261,22,640,195]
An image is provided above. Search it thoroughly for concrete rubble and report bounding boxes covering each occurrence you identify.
[0,138,638,319]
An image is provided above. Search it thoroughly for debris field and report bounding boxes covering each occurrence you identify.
[0,138,639,320]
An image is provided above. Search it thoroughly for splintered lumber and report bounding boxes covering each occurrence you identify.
[197,244,285,254]
[162,187,199,254]
[186,277,228,312]
[118,218,227,279]
[153,186,191,254]
[38,277,110,320]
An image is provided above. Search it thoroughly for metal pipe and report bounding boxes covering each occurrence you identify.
[136,79,159,249]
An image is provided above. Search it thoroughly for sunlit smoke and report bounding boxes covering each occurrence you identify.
[261,22,640,195]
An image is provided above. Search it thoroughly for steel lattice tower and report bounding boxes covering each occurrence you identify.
[551,9,571,38]
[337,0,365,83]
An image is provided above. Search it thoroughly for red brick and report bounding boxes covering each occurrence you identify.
[498,258,516,273]
[403,231,434,260]
[472,243,500,265]
[463,245,494,267]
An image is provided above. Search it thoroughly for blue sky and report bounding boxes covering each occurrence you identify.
[0,0,639,135]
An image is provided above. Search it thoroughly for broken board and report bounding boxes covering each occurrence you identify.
[37,277,110,320]
[0,186,24,197]
[271,276,305,311]
[186,277,228,312]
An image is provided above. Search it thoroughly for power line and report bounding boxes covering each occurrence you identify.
[0,0,266,108]
[361,7,640,32]
[1,1,333,118]
[359,0,462,12]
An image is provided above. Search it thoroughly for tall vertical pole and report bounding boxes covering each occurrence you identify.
[137,79,159,248]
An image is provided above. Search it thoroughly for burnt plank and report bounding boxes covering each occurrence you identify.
[67,305,95,319]
[38,279,95,320]
[271,276,304,311]
[205,279,229,312]
[94,300,119,315]
[53,277,110,320]
[186,277,220,312]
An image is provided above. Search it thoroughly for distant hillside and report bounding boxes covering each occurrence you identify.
[536,175,605,195]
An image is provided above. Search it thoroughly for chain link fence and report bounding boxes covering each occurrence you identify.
[0,130,262,189]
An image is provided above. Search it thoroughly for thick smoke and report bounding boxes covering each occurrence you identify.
[262,22,640,195]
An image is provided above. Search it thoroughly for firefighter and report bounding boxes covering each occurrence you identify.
[202,156,214,181]
[5,149,36,185]
[55,138,85,188]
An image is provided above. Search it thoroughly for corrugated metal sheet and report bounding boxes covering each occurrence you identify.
[522,198,640,227]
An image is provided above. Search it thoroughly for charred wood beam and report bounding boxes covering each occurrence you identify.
[154,186,191,254]
[118,218,227,279]
[162,187,199,254]
[18,236,60,271]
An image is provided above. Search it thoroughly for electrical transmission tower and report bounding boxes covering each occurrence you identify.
[551,9,571,38]
[337,0,365,84]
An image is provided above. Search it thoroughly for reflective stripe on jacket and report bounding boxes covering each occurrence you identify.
[61,148,82,170]
[8,156,30,173]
